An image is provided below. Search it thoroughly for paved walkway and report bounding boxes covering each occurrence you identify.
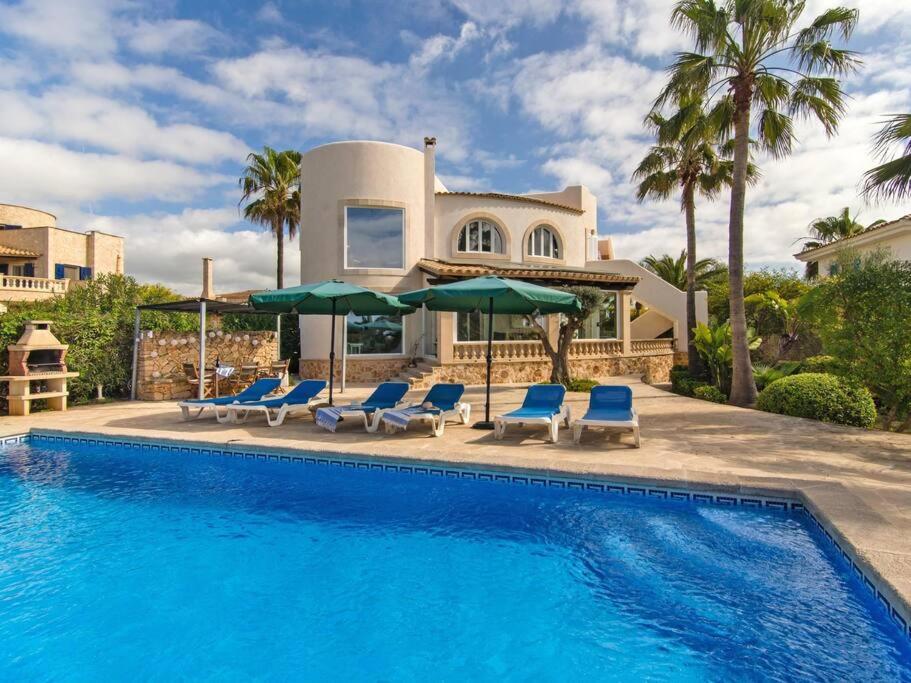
[2,378,910,627]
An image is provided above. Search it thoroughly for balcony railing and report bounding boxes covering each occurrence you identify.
[0,275,69,294]
[451,337,675,362]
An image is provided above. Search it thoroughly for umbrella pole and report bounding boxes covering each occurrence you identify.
[472,296,495,430]
[328,299,336,406]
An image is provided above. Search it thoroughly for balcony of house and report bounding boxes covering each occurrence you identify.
[0,247,69,302]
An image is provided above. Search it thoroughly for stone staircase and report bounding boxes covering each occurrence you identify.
[393,360,441,389]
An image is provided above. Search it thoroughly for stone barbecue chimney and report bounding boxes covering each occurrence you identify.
[424,136,437,258]
[201,257,214,299]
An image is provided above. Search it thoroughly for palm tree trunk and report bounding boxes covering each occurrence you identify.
[727,95,758,406]
[682,183,703,377]
[275,219,284,289]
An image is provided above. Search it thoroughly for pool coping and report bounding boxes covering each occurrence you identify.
[6,427,911,644]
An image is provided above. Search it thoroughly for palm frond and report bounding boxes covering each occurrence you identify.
[796,7,859,46]
[757,108,795,158]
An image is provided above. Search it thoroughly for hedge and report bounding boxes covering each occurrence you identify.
[670,366,709,397]
[756,373,876,428]
[692,385,727,404]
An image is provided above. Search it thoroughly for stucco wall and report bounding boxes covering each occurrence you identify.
[0,203,56,228]
[0,225,124,280]
[813,231,911,275]
[136,330,277,400]
[434,193,592,267]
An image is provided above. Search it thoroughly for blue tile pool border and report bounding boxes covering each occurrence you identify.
[8,429,911,643]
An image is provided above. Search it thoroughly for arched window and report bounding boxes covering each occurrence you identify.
[457,220,504,254]
[527,225,560,259]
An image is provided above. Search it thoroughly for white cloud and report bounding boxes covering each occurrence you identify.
[0,137,228,204]
[408,21,481,71]
[0,0,121,53]
[125,19,224,56]
[82,207,300,294]
[256,3,283,23]
[0,88,247,164]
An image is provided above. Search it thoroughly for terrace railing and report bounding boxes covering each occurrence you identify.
[450,337,675,363]
[0,275,69,294]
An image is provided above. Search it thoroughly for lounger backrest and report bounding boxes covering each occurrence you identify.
[522,384,566,410]
[284,379,328,402]
[364,382,410,409]
[422,383,465,411]
[234,377,281,401]
[590,385,633,411]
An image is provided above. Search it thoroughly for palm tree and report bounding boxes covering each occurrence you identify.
[802,206,865,250]
[633,97,746,375]
[657,0,859,406]
[641,252,727,290]
[239,147,302,289]
[863,114,911,201]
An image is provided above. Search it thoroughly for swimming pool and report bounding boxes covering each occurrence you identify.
[1,436,909,680]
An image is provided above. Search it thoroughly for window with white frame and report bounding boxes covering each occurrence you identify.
[456,312,542,342]
[346,312,404,354]
[527,225,560,259]
[457,219,504,254]
[345,206,404,269]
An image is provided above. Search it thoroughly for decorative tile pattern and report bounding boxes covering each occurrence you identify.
[12,429,911,642]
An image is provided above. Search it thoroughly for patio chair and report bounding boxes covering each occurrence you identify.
[183,362,216,398]
[571,385,640,447]
[493,384,569,443]
[224,364,259,394]
[314,382,410,433]
[380,383,470,437]
[216,379,327,427]
[177,378,282,421]
[270,359,290,378]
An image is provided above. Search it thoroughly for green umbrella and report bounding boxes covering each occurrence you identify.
[398,275,581,428]
[250,280,414,405]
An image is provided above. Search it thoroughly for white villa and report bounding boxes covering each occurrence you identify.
[795,213,911,278]
[297,139,707,387]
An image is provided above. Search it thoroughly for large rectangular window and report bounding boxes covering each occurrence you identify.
[346,312,404,355]
[575,293,618,339]
[344,207,404,269]
[456,312,541,342]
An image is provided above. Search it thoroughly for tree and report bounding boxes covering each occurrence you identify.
[801,207,866,250]
[744,290,804,358]
[862,114,911,202]
[526,286,605,385]
[693,320,761,396]
[239,147,302,289]
[633,99,746,376]
[800,253,911,432]
[658,0,859,406]
[640,251,727,290]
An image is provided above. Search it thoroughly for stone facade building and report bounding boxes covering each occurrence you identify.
[0,203,124,302]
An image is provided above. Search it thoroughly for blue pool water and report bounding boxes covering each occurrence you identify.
[0,440,909,681]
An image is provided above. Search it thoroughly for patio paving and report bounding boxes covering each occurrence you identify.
[2,377,910,627]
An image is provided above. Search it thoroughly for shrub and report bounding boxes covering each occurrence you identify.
[692,385,727,403]
[753,361,801,391]
[756,373,876,428]
[564,378,598,393]
[670,367,709,397]
[800,355,840,375]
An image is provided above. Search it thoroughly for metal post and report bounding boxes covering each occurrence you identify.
[328,299,336,406]
[198,300,207,400]
[130,308,141,400]
[472,297,496,430]
[276,314,282,362]
[341,315,347,394]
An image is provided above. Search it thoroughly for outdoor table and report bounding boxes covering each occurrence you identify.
[214,365,235,397]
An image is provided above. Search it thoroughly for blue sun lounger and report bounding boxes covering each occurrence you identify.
[571,385,640,447]
[314,382,410,433]
[494,384,569,443]
[380,383,470,437]
[216,379,327,427]
[178,377,282,421]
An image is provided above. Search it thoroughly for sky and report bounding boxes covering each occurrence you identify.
[1,0,909,295]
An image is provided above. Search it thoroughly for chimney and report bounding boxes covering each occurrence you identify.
[424,136,437,258]
[201,257,214,299]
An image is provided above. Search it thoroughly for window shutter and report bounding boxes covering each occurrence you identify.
[79,266,93,281]
[55,264,65,279]
[0,264,7,275]
[23,263,34,277]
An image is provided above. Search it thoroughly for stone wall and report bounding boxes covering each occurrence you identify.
[299,357,412,384]
[137,330,277,400]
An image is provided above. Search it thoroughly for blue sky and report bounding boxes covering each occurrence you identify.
[1,0,909,294]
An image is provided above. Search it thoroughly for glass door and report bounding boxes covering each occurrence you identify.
[423,309,438,358]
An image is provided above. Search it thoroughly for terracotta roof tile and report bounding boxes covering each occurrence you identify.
[417,258,639,287]
[0,244,40,258]
[435,191,584,214]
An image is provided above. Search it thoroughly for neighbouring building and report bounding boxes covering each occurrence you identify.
[795,213,911,278]
[0,203,124,302]
[296,139,707,387]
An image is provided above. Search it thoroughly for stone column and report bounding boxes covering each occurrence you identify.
[438,311,453,364]
[424,137,436,258]
[619,290,632,355]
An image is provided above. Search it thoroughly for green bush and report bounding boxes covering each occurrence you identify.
[800,355,840,375]
[563,378,598,393]
[692,385,727,403]
[756,373,876,428]
[670,367,709,397]
[753,361,801,391]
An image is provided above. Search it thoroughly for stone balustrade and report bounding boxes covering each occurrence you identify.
[0,275,69,293]
[452,338,673,363]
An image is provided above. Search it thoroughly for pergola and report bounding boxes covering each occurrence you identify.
[131,298,279,400]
